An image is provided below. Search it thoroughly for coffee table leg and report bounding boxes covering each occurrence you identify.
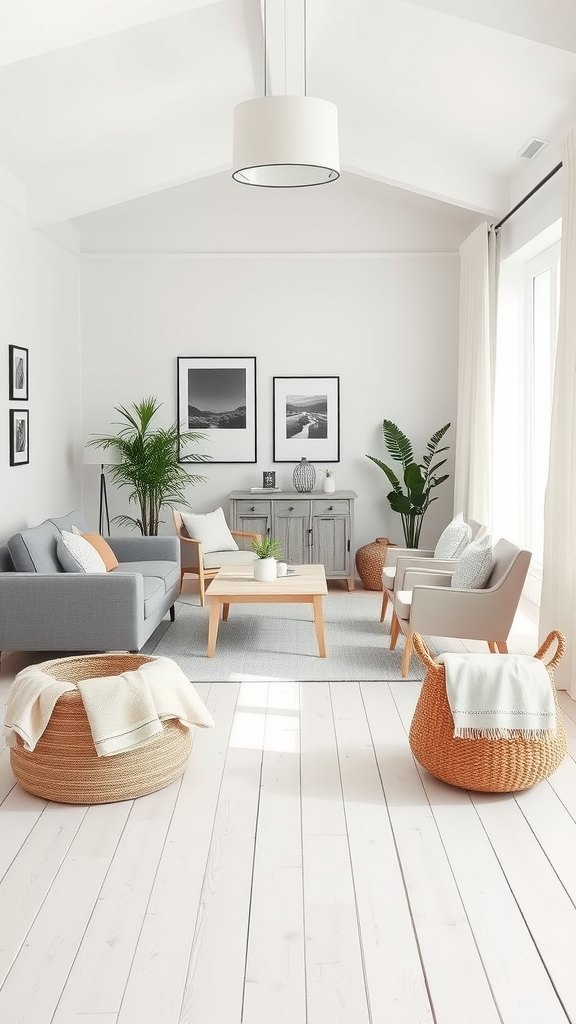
[312,595,327,657]
[222,603,230,622]
[207,598,221,657]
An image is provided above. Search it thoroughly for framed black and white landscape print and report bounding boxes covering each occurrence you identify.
[273,376,340,463]
[9,345,28,401]
[9,409,29,466]
[177,356,257,463]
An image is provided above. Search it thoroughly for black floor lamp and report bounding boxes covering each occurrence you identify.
[84,449,116,535]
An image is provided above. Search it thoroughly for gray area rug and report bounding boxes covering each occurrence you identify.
[144,591,426,682]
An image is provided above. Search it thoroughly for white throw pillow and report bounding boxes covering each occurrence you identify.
[57,530,107,573]
[181,508,239,555]
[451,533,493,589]
[434,513,472,559]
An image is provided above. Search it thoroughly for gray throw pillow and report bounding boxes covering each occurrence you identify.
[434,513,472,559]
[451,533,493,589]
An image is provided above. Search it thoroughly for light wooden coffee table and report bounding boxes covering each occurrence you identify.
[205,563,328,658]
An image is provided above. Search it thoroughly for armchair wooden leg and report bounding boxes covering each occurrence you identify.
[179,569,186,594]
[401,634,413,678]
[487,641,497,653]
[380,591,389,622]
[495,640,508,653]
[198,564,206,608]
[390,612,400,650]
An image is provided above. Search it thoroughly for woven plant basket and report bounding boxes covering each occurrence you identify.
[409,631,567,793]
[10,653,193,805]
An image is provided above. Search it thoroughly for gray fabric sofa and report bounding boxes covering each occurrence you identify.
[0,511,180,656]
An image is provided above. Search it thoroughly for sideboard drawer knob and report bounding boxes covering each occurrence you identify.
[328,505,334,511]
[250,505,256,511]
[289,506,295,511]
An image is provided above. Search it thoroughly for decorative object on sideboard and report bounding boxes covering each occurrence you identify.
[9,409,29,467]
[251,535,283,582]
[88,396,209,536]
[322,468,336,493]
[177,355,257,463]
[293,457,316,493]
[262,470,276,488]
[355,537,394,591]
[8,345,29,401]
[366,419,451,548]
[272,375,340,463]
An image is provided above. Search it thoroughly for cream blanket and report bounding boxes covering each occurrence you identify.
[438,652,556,739]
[4,656,214,756]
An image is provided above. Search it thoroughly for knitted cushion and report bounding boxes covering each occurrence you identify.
[181,508,239,555]
[451,533,493,589]
[57,531,107,573]
[434,513,472,559]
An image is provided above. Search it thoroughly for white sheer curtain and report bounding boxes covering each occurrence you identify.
[453,222,498,527]
[539,128,576,694]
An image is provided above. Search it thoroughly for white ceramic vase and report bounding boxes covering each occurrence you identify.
[253,556,278,582]
[322,476,336,493]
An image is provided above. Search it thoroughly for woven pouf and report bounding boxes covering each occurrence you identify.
[409,631,567,793]
[10,653,193,804]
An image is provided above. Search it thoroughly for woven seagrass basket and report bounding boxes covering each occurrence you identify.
[409,631,567,793]
[10,653,193,804]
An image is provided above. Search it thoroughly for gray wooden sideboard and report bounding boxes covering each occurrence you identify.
[228,490,357,589]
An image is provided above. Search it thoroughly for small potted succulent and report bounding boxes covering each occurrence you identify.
[322,468,336,493]
[251,535,283,582]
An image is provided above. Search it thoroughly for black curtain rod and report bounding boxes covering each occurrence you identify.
[494,161,563,231]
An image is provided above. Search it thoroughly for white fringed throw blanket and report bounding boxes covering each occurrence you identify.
[438,652,556,739]
[4,656,214,755]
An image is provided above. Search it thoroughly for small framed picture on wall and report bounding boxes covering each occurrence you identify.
[9,409,29,466]
[9,345,29,401]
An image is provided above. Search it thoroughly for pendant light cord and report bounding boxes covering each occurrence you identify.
[263,0,308,99]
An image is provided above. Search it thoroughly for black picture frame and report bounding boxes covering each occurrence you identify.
[9,409,29,466]
[9,345,28,401]
[177,356,257,463]
[273,376,340,462]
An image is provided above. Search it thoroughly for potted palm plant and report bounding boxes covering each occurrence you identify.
[366,419,450,547]
[87,396,209,536]
[251,535,282,581]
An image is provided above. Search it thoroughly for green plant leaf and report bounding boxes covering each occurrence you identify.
[404,463,426,493]
[382,420,414,468]
[365,455,403,493]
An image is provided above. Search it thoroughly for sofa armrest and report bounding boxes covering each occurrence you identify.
[107,535,180,563]
[383,546,434,568]
[0,572,145,652]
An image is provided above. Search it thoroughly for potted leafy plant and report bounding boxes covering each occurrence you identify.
[251,535,282,581]
[87,396,209,536]
[366,419,450,547]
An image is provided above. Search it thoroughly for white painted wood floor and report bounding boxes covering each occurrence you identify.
[1,601,576,1024]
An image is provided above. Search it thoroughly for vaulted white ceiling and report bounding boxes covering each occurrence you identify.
[0,0,575,233]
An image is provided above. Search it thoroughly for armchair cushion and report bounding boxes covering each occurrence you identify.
[181,508,239,555]
[57,531,107,574]
[203,549,257,570]
[434,513,472,559]
[451,533,493,589]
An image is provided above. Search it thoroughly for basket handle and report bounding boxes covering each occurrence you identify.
[412,633,438,671]
[534,630,566,669]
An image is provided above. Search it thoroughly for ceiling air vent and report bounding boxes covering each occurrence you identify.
[517,137,548,160]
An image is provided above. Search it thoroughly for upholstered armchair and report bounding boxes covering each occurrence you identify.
[380,516,484,621]
[172,508,260,607]
[389,537,531,676]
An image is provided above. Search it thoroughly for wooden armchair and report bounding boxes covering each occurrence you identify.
[172,509,260,607]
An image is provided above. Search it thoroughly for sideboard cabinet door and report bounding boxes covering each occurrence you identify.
[273,500,309,566]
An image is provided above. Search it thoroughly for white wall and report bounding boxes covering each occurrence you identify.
[80,253,460,550]
[0,168,82,542]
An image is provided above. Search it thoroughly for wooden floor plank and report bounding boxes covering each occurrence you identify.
[363,682,502,1024]
[330,682,433,1024]
[0,785,48,881]
[392,684,571,1024]
[0,800,133,1024]
[52,781,182,1023]
[242,681,306,1024]
[472,791,576,1020]
[179,682,267,1024]
[301,684,370,1024]
[0,749,16,806]
[117,682,237,1024]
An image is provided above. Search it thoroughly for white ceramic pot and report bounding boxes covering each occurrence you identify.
[322,476,336,493]
[253,556,278,582]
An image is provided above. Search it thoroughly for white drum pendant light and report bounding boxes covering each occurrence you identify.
[232,1,340,187]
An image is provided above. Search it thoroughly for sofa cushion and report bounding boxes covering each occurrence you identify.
[140,575,166,617]
[112,560,180,594]
[181,508,239,555]
[50,511,90,536]
[82,533,119,571]
[57,531,108,573]
[8,520,65,573]
[451,533,493,589]
[434,513,472,559]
